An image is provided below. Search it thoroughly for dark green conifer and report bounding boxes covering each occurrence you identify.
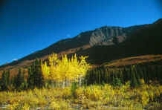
[130,65,140,87]
[27,59,44,88]
[0,70,10,90]
[14,68,26,90]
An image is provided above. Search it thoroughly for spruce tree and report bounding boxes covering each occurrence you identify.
[130,65,140,87]
[27,59,44,88]
[0,70,10,91]
[33,59,44,88]
[130,70,138,87]
[14,68,26,90]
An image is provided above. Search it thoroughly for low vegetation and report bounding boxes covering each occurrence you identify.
[0,82,162,109]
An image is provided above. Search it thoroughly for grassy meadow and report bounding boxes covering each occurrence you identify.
[0,82,162,110]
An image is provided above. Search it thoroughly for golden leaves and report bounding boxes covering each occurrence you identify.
[41,53,89,82]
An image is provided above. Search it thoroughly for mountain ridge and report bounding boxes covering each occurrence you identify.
[0,18,162,69]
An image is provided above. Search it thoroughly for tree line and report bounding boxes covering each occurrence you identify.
[85,64,162,87]
[1,53,162,91]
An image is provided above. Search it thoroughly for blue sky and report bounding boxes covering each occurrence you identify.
[0,0,161,65]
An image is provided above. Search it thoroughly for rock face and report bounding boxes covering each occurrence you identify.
[89,26,126,46]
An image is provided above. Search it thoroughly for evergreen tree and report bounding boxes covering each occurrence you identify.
[0,70,10,91]
[123,67,128,82]
[130,65,140,87]
[27,59,44,88]
[112,77,122,87]
[34,59,44,88]
[14,68,26,90]
[130,70,138,87]
[27,66,34,88]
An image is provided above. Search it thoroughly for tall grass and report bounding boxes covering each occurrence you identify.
[0,81,162,109]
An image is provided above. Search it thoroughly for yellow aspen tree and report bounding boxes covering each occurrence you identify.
[48,53,60,81]
[41,62,50,80]
[41,53,90,87]
[54,61,63,82]
[60,54,69,79]
[78,56,89,86]
[79,56,89,76]
[69,54,80,80]
[48,53,58,66]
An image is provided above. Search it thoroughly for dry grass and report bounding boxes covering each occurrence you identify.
[0,82,162,110]
[105,54,162,67]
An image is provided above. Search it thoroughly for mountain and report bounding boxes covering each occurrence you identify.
[77,18,162,64]
[0,18,162,70]
[17,26,133,60]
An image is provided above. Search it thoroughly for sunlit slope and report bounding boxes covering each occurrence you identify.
[104,54,162,67]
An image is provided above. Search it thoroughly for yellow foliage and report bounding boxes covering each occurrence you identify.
[49,53,58,66]
[140,91,149,106]
[41,62,50,79]
[8,102,19,110]
[22,103,30,110]
[140,79,145,85]
[50,101,60,109]
[0,83,162,109]
[41,53,89,82]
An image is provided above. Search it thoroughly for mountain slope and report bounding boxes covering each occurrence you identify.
[104,55,162,67]
[20,26,128,60]
[77,19,162,64]
[0,19,161,70]
[0,25,140,68]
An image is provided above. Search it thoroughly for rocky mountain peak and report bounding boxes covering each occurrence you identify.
[89,26,126,46]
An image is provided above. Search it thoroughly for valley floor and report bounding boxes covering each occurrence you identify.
[0,82,162,110]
